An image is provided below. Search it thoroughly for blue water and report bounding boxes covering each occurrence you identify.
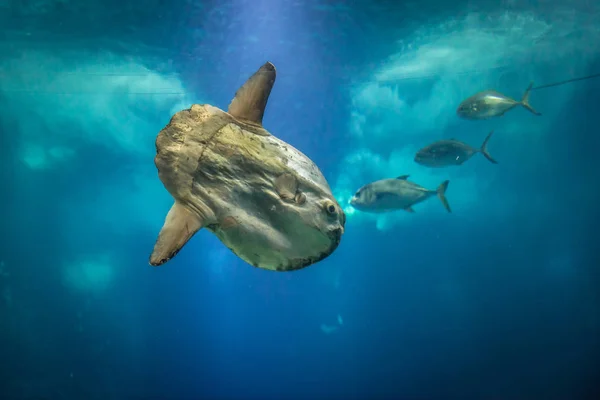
[1,1,599,399]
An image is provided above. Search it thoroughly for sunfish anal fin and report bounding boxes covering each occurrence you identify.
[150,202,203,266]
[227,61,277,127]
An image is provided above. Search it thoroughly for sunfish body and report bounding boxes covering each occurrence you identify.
[457,82,541,120]
[349,176,451,213]
[149,62,345,271]
[414,130,498,168]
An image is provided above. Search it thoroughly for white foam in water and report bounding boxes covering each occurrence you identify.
[320,323,339,335]
[21,143,75,170]
[333,9,600,231]
[320,313,344,335]
[0,51,201,233]
[0,51,194,168]
[62,253,115,294]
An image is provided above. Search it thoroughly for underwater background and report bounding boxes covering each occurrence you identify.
[1,0,600,399]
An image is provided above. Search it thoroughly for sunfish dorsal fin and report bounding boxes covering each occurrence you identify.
[149,202,204,266]
[396,175,410,180]
[227,62,277,127]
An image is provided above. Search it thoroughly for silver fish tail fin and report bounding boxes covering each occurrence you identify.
[520,82,541,116]
[436,180,451,213]
[479,130,498,164]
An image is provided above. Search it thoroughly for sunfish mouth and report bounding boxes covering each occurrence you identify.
[282,227,344,271]
[329,226,343,248]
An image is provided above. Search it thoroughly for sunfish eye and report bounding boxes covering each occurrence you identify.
[325,201,337,215]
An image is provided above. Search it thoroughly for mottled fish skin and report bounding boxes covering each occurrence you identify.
[349,176,451,213]
[414,130,497,167]
[457,83,541,120]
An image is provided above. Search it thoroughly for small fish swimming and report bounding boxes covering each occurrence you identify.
[457,82,541,120]
[349,176,451,213]
[414,130,497,167]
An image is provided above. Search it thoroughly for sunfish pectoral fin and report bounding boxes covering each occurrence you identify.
[404,206,415,213]
[479,130,498,164]
[274,172,299,201]
[227,61,277,127]
[295,192,307,205]
[149,202,204,266]
[520,82,541,116]
[436,180,452,213]
[396,174,410,180]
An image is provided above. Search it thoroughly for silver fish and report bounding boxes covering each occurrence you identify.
[349,176,451,214]
[414,130,497,167]
[457,82,541,120]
